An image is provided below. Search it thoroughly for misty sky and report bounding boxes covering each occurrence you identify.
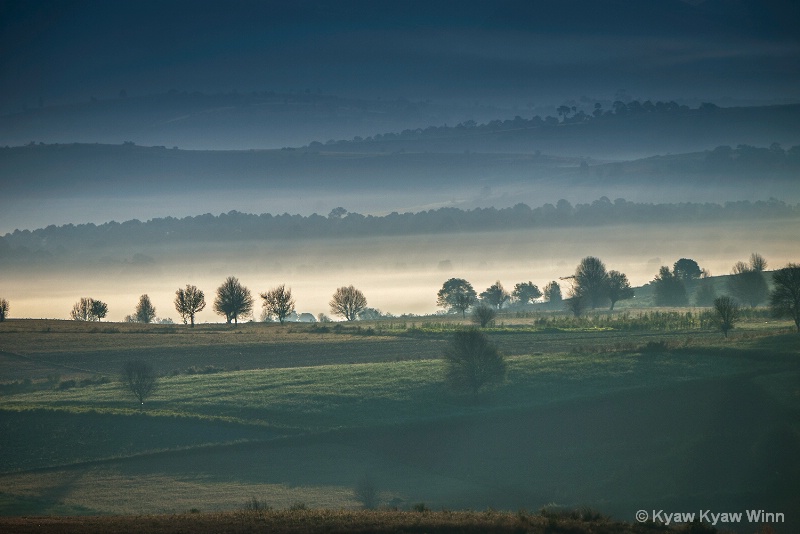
[2,0,799,113]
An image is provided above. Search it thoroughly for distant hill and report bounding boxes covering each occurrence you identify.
[311,102,800,159]
[0,91,519,151]
[2,199,797,266]
[3,97,798,159]
[1,140,798,200]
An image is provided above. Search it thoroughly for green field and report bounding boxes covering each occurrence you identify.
[1,314,798,532]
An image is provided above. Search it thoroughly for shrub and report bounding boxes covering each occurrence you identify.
[470,304,497,328]
[443,329,506,396]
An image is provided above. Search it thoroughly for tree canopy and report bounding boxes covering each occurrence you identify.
[261,284,296,324]
[175,284,205,326]
[437,278,477,317]
[214,276,253,324]
[330,285,367,321]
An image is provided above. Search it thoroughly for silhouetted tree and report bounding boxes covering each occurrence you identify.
[512,281,542,306]
[480,281,510,310]
[652,266,688,306]
[443,329,506,396]
[727,254,768,307]
[471,304,497,328]
[70,297,97,321]
[134,294,157,324]
[90,300,108,321]
[214,276,254,324]
[606,270,633,310]
[770,263,800,332]
[0,298,8,322]
[174,284,205,326]
[673,258,702,285]
[569,256,609,309]
[712,296,740,338]
[330,285,367,321]
[122,360,157,405]
[437,278,477,317]
[543,281,562,307]
[260,284,295,324]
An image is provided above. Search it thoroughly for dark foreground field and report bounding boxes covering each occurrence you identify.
[0,508,747,534]
[1,316,798,533]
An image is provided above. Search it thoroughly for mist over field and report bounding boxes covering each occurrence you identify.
[1,1,799,532]
[3,213,799,322]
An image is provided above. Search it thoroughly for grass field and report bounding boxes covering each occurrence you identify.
[1,313,798,532]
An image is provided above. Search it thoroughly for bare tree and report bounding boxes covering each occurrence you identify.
[770,263,800,332]
[0,298,8,322]
[175,284,206,327]
[471,304,496,328]
[214,276,254,324]
[329,285,367,321]
[443,329,506,396]
[135,294,157,323]
[122,360,158,405]
[260,284,295,324]
[712,296,740,338]
[70,297,95,321]
[436,278,477,317]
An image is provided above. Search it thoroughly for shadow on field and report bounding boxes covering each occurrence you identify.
[2,373,797,532]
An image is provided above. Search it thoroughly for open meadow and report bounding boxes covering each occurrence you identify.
[1,312,798,533]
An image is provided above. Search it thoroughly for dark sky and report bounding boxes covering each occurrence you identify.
[1,0,799,113]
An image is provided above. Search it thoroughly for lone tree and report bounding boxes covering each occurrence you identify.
[770,263,800,332]
[712,296,740,338]
[436,278,477,317]
[330,285,367,321]
[652,266,688,306]
[471,303,497,328]
[480,281,510,310]
[70,297,104,321]
[214,276,254,324]
[0,298,8,322]
[260,284,295,324]
[569,256,609,309]
[174,284,206,327]
[443,328,506,396]
[134,294,157,324]
[512,281,542,306]
[606,270,634,310]
[727,254,769,307]
[122,360,158,405]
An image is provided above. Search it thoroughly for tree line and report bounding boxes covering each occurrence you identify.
[435,257,800,334]
[2,199,798,260]
[58,277,370,326]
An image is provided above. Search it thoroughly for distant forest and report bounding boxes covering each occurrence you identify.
[1,199,797,262]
